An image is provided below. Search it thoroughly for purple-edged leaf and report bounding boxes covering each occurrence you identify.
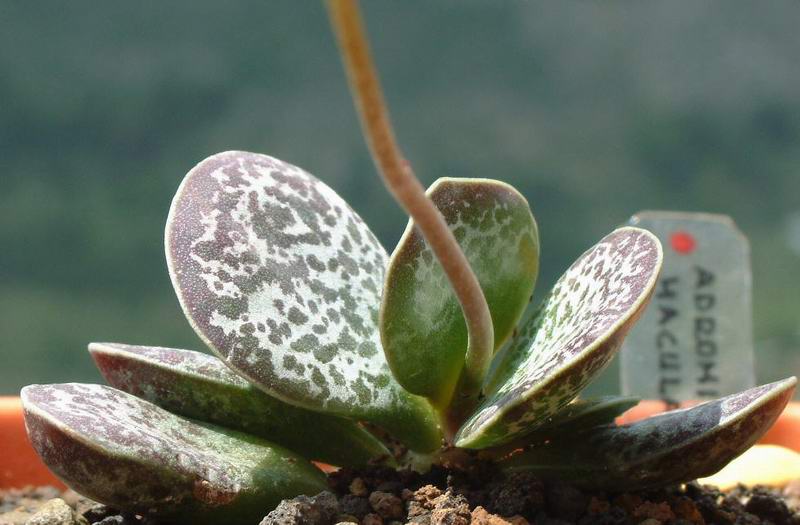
[478,396,639,460]
[89,342,391,467]
[540,396,640,433]
[500,378,797,490]
[381,178,539,405]
[456,227,662,449]
[166,151,440,451]
[21,383,327,525]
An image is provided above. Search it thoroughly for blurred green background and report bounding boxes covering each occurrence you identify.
[1,1,798,395]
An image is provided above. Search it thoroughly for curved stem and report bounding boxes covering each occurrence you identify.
[326,0,494,436]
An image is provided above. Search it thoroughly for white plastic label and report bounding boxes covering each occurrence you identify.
[620,211,755,403]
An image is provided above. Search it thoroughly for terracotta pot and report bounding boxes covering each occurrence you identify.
[0,396,65,489]
[2,396,798,489]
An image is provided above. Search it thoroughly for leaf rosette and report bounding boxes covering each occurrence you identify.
[21,150,796,521]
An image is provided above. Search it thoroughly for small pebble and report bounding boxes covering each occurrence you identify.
[368,491,403,519]
[349,478,368,497]
[259,491,339,525]
[26,498,88,525]
[362,513,383,525]
[472,505,530,524]
[633,501,674,522]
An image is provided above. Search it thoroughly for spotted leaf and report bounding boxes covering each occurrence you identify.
[166,151,440,451]
[456,227,662,449]
[21,383,327,525]
[381,178,539,406]
[89,342,392,467]
[500,378,797,490]
[478,396,639,460]
[537,395,640,433]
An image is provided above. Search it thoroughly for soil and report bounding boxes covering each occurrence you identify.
[0,486,148,525]
[3,467,800,525]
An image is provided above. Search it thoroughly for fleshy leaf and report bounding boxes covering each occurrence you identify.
[500,378,797,490]
[89,342,392,467]
[381,178,539,405]
[166,151,440,451]
[456,227,662,449]
[477,396,639,460]
[538,396,640,433]
[21,383,327,525]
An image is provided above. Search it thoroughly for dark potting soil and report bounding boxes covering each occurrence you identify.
[3,468,800,525]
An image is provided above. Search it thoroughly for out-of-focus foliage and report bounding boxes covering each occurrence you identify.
[1,0,798,394]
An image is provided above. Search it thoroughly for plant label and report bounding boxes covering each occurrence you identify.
[620,211,755,403]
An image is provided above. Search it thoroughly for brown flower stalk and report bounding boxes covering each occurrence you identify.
[325,0,494,435]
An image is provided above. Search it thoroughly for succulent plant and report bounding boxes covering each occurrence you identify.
[21,150,797,524]
[19,2,797,524]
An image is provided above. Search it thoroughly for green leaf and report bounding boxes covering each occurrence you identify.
[480,396,639,461]
[456,227,662,449]
[21,383,327,525]
[537,396,640,433]
[166,151,441,451]
[381,178,539,406]
[477,396,639,460]
[500,378,797,490]
[89,342,392,467]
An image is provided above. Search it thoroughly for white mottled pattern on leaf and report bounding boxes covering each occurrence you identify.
[390,180,535,348]
[543,396,640,431]
[25,384,267,482]
[381,178,539,402]
[501,378,796,490]
[166,151,401,415]
[88,343,393,467]
[457,227,662,448]
[592,379,795,460]
[91,342,251,388]
[21,383,326,516]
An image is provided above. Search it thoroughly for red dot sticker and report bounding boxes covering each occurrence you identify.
[670,231,696,255]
